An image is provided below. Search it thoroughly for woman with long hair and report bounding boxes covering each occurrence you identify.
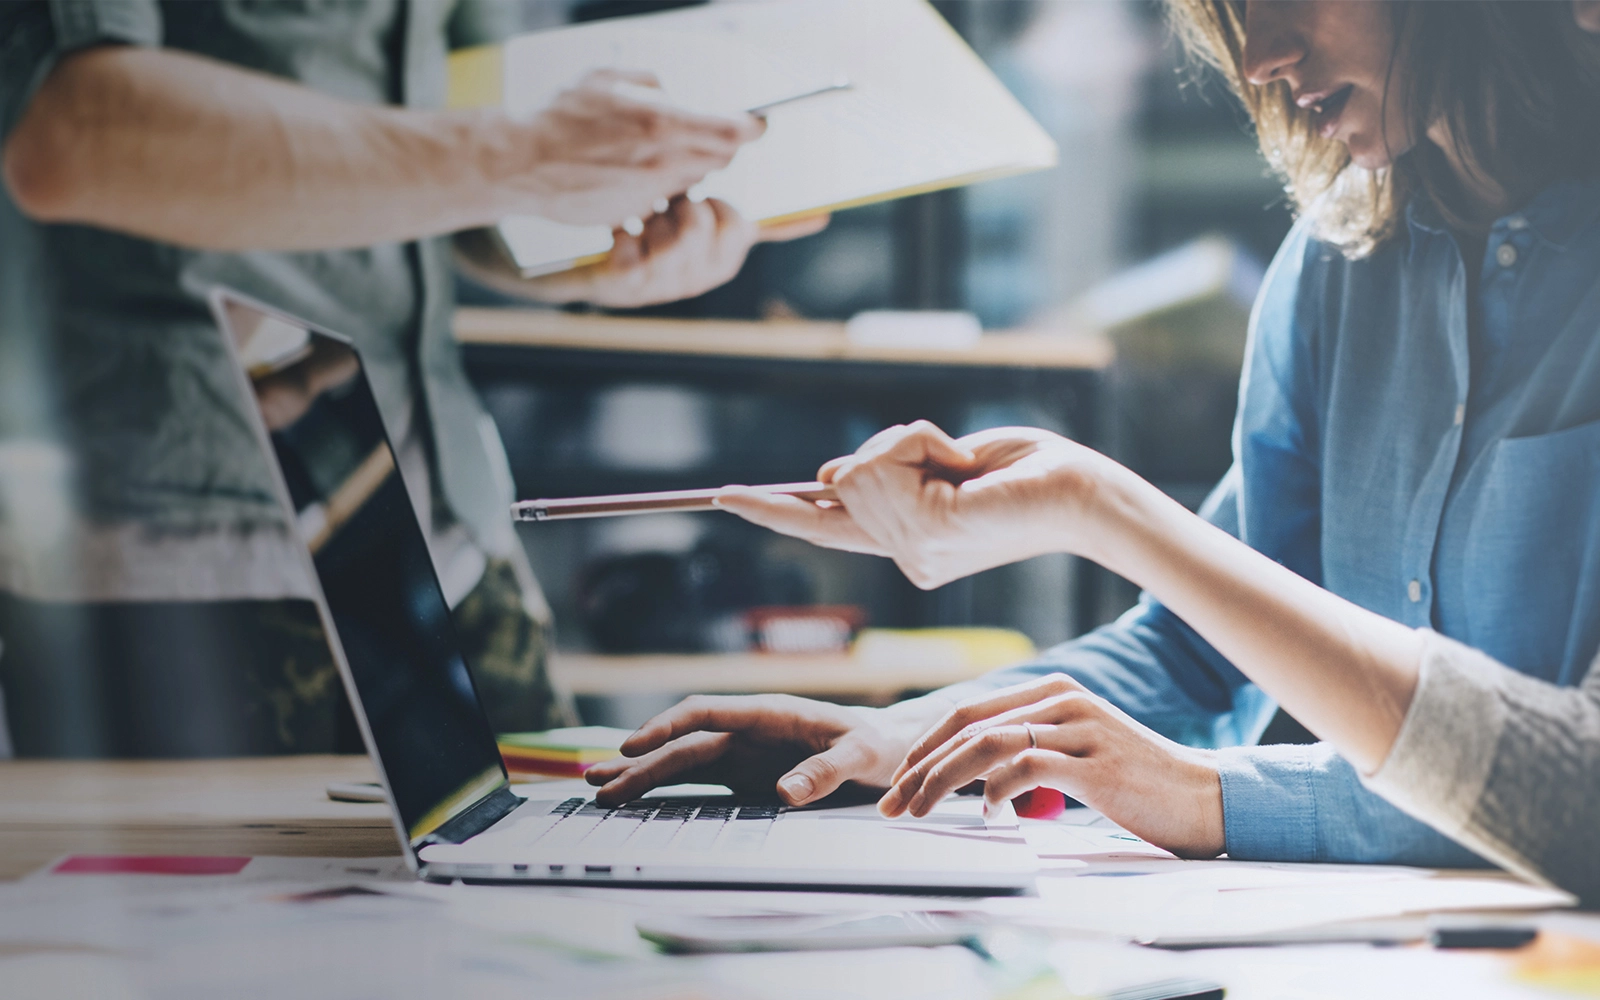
[587,1,1600,900]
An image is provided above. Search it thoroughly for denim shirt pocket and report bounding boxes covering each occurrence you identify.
[1463,417,1600,679]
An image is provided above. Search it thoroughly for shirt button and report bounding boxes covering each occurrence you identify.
[1408,579,1423,603]
[1506,216,1528,230]
[1496,243,1518,267]
[1454,403,1465,426]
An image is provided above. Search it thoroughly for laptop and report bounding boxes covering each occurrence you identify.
[209,288,1039,893]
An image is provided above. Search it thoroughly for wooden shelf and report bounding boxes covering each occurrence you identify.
[455,308,1113,371]
[551,651,1004,700]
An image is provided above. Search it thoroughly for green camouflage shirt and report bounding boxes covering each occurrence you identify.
[0,0,519,601]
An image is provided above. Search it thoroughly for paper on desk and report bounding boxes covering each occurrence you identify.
[1033,860,1573,945]
[1177,941,1563,1000]
[2,870,997,1000]
[1020,814,1174,866]
[1036,937,1566,1000]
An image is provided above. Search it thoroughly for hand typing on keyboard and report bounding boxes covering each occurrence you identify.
[585,694,938,808]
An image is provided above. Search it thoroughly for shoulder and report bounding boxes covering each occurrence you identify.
[1248,213,1416,375]
[1243,217,1329,394]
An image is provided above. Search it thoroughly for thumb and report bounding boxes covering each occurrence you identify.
[776,739,873,806]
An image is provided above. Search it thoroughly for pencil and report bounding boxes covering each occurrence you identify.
[512,482,839,522]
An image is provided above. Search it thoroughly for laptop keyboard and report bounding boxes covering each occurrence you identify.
[512,796,782,854]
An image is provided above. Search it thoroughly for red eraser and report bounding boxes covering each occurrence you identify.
[1010,787,1067,819]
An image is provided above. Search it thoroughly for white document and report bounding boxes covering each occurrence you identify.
[1034,860,1574,945]
[484,0,1057,275]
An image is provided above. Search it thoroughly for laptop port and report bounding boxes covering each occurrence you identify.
[585,865,612,875]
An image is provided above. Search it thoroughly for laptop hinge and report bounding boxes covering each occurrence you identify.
[420,784,524,846]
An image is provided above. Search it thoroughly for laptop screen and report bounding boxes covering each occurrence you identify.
[215,294,507,847]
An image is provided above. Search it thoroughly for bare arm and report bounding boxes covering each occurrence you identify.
[1083,463,1422,774]
[722,423,1424,776]
[1,46,759,251]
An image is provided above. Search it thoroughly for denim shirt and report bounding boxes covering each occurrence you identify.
[973,180,1600,866]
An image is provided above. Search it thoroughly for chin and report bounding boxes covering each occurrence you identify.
[1344,140,1394,171]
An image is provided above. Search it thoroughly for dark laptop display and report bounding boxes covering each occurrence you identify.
[213,293,510,850]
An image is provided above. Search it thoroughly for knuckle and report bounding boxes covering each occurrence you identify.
[1016,753,1048,780]
[975,729,1009,754]
[1042,674,1076,695]
[950,701,983,725]
[637,108,665,136]
[806,757,839,783]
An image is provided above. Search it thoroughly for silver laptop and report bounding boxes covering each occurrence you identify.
[210,288,1038,893]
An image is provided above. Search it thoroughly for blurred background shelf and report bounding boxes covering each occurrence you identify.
[462,309,1116,679]
[551,651,1006,705]
[455,308,1114,368]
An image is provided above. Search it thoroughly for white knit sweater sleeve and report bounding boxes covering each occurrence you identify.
[1364,630,1600,902]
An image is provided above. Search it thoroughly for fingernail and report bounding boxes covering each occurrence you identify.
[779,774,813,801]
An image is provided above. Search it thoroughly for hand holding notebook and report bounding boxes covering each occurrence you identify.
[449,0,1056,276]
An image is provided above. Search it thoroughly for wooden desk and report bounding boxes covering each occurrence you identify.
[551,650,1004,703]
[0,756,398,880]
[1,756,1586,1000]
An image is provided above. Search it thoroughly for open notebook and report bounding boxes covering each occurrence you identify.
[448,0,1057,276]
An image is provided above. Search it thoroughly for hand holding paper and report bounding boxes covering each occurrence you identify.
[507,69,765,228]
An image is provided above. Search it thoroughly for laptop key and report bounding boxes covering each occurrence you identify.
[537,813,608,848]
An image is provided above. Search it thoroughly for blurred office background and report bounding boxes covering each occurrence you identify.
[0,0,1299,741]
[463,0,1294,725]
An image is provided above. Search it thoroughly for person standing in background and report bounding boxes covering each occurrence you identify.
[0,0,822,756]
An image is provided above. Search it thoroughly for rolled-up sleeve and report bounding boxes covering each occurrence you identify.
[1,0,161,146]
[1365,632,1600,901]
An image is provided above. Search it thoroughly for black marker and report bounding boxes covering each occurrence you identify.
[1431,926,1539,950]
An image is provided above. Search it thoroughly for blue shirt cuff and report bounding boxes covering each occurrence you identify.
[1216,743,1323,861]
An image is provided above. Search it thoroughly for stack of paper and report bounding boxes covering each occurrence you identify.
[497,726,631,777]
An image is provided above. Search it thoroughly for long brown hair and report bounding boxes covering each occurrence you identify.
[1167,1,1600,256]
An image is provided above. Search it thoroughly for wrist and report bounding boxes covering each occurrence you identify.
[455,108,546,222]
[1051,456,1155,570]
[1175,748,1226,859]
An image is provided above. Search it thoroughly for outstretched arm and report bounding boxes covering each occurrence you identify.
[2,46,760,251]
[722,421,1422,778]
[1082,460,1421,773]
[720,422,1420,803]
